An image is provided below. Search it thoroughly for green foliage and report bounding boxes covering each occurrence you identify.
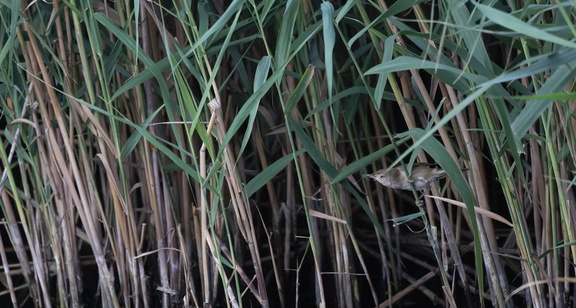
[1,0,575,307]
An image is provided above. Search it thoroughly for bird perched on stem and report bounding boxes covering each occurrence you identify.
[364,164,449,191]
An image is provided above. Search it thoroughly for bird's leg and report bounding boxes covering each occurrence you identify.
[407,173,414,184]
[416,196,425,207]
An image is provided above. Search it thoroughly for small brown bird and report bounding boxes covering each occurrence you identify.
[364,164,448,191]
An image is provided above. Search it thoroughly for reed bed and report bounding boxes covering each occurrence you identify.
[0,0,575,307]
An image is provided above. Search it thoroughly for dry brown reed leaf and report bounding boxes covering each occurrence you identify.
[308,209,347,225]
[426,195,514,227]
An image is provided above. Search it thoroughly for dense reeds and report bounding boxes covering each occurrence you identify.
[1,0,575,307]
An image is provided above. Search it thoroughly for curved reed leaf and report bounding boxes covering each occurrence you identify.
[245,149,304,197]
[475,3,576,48]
